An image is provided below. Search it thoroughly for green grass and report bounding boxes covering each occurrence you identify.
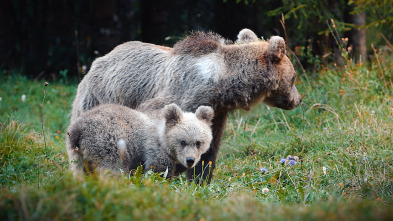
[0,48,392,220]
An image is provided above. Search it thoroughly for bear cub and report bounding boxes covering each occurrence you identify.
[66,103,214,177]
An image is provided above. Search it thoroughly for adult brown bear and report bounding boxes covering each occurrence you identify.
[69,29,302,183]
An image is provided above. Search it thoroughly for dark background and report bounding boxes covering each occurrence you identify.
[1,0,391,80]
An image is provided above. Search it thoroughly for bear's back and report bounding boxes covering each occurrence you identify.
[72,104,155,159]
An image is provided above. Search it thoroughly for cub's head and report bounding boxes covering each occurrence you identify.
[163,104,214,169]
[237,29,302,110]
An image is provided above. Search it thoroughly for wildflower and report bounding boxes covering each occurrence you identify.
[208,161,212,166]
[322,166,327,175]
[55,136,59,139]
[217,169,220,172]
[339,89,344,96]
[150,165,153,169]
[0,97,2,102]
[21,94,26,102]
[44,82,49,87]
[82,65,87,72]
[280,158,287,165]
[288,160,296,166]
[371,110,375,115]
[262,187,269,193]
[343,192,347,196]
[202,161,204,165]
[339,183,343,187]
[57,130,61,135]
[242,172,245,176]
[260,167,268,174]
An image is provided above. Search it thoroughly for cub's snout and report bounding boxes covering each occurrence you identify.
[186,157,195,168]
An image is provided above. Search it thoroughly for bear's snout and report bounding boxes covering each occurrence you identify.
[290,85,302,109]
[186,157,195,168]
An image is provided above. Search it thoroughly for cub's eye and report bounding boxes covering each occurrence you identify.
[180,140,186,147]
[196,141,201,148]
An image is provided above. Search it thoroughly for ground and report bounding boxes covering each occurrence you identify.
[0,50,392,219]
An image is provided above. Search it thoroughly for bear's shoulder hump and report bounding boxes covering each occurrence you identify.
[172,31,226,56]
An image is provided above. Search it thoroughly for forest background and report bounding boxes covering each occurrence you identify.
[1,0,392,79]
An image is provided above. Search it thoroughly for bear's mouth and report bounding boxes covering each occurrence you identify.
[263,95,301,110]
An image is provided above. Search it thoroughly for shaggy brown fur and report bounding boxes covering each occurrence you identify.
[67,104,213,177]
[69,29,302,183]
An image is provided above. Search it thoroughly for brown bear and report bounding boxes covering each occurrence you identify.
[67,103,214,177]
[69,28,302,183]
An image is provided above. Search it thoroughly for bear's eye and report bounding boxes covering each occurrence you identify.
[196,141,201,148]
[180,140,186,147]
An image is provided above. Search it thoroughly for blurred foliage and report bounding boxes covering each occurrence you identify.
[349,0,393,28]
[0,0,392,79]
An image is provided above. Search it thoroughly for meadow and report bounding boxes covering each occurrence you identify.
[0,46,392,220]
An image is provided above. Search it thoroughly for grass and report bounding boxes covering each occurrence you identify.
[0,47,392,220]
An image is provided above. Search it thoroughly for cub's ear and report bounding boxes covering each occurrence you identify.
[164,103,183,128]
[195,106,214,125]
[236,29,258,43]
[268,36,286,62]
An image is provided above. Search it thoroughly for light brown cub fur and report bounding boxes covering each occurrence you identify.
[67,104,213,177]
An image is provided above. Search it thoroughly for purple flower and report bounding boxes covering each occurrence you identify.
[280,158,287,165]
[260,167,268,174]
[289,160,296,166]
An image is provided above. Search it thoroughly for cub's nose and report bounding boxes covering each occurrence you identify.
[186,157,195,167]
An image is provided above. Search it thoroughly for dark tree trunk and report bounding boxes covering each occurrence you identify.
[351,12,367,63]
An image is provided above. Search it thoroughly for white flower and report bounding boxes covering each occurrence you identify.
[0,97,2,102]
[82,65,87,72]
[262,187,269,193]
[21,94,26,102]
[371,110,375,115]
[322,166,327,175]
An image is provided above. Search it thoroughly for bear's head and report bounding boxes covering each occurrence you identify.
[236,29,302,110]
[163,104,213,169]
[262,36,302,110]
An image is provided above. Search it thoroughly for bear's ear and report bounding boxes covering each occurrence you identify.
[236,29,258,44]
[195,106,214,125]
[268,36,286,62]
[164,103,183,128]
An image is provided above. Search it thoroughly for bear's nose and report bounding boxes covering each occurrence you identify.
[186,157,195,167]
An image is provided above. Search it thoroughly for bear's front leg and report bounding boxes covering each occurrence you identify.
[145,157,175,178]
[186,113,228,184]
